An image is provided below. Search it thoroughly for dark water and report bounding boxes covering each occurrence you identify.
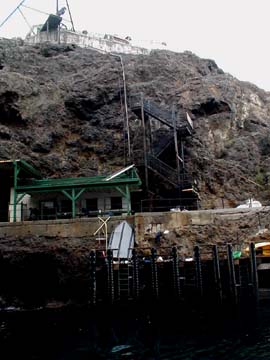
[1,302,270,359]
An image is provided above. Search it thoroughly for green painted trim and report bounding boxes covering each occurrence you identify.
[116,185,131,214]
[62,190,72,201]
[74,188,85,200]
[72,188,76,218]
[126,184,131,214]
[115,186,126,198]
[13,161,17,222]
[62,188,85,218]
[18,159,42,179]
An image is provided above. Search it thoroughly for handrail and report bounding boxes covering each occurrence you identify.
[147,154,193,187]
[130,94,193,133]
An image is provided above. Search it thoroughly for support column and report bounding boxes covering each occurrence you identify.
[194,245,203,297]
[227,244,238,305]
[132,249,140,300]
[89,250,96,306]
[172,246,181,299]
[212,245,222,304]
[71,188,76,219]
[141,93,149,192]
[250,242,259,304]
[62,188,85,218]
[116,185,131,214]
[107,249,114,304]
[172,106,181,188]
[151,248,159,300]
[13,161,21,222]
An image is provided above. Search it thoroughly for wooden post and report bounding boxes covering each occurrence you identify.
[89,251,96,305]
[227,244,238,304]
[132,249,140,300]
[172,246,181,299]
[107,249,114,304]
[151,248,159,300]
[212,245,222,304]
[249,242,259,304]
[194,246,203,297]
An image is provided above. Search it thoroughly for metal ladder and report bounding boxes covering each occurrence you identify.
[118,261,131,300]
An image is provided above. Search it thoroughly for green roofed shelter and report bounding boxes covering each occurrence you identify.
[0,161,141,222]
[0,160,42,222]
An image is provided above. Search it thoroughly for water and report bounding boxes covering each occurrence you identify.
[1,302,270,359]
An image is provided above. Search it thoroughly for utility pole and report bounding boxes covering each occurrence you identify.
[56,0,60,44]
[141,93,149,193]
[172,106,181,193]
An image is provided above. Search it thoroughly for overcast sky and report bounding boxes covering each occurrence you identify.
[1,0,270,91]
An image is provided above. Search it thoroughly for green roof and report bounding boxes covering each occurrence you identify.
[0,159,42,179]
[17,166,141,193]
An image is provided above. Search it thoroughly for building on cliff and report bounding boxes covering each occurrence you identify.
[0,160,141,222]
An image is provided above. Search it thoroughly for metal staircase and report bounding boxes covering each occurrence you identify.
[130,94,193,136]
[130,94,195,193]
[147,154,193,189]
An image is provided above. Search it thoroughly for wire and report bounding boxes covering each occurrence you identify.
[21,4,72,23]
[18,7,34,35]
[65,0,75,32]
[0,0,27,30]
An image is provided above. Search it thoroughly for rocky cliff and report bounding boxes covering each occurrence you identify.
[0,38,270,207]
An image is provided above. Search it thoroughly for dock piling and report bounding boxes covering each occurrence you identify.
[194,246,203,297]
[151,248,159,300]
[89,250,96,305]
[212,245,222,304]
[107,249,114,304]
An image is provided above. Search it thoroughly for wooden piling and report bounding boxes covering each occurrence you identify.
[227,244,238,304]
[249,242,259,304]
[172,246,181,299]
[151,248,159,300]
[89,250,96,305]
[107,249,114,304]
[212,245,222,304]
[132,249,140,300]
[194,246,203,297]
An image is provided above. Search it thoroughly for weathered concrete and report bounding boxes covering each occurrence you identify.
[0,216,134,239]
[1,208,268,245]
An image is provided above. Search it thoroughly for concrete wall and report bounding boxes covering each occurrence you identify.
[0,208,259,240]
[0,215,135,239]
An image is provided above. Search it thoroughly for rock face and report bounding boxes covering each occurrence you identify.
[0,39,270,207]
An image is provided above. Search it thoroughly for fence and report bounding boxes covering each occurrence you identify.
[140,197,200,212]
[86,243,261,306]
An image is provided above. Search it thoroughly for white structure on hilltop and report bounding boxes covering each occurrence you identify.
[25,14,151,55]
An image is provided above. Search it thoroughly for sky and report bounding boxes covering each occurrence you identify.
[1,0,270,91]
